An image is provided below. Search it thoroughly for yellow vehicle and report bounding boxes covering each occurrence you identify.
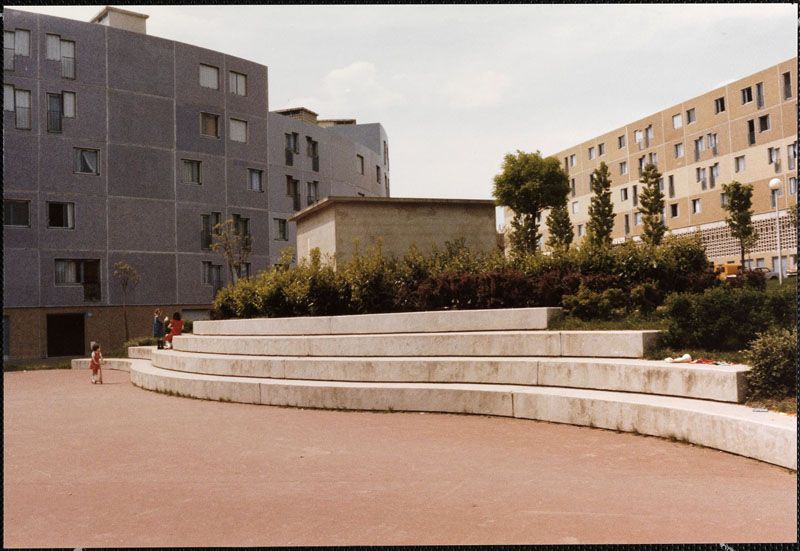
[716,263,742,281]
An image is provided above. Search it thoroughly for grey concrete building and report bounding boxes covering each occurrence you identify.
[3,7,389,360]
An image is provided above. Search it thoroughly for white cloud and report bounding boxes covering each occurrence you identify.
[441,70,510,109]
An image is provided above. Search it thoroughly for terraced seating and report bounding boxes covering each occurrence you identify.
[116,307,795,469]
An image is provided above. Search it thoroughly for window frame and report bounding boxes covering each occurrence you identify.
[248,168,263,192]
[617,135,626,149]
[200,112,220,138]
[46,201,75,229]
[229,117,248,143]
[714,96,726,114]
[3,199,31,227]
[182,159,202,185]
[685,108,696,124]
[758,114,770,133]
[741,86,753,104]
[199,63,220,90]
[672,113,682,129]
[73,148,100,175]
[229,71,247,96]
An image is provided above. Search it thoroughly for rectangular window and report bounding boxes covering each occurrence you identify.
[199,64,219,89]
[74,148,99,174]
[758,114,770,132]
[46,34,60,60]
[646,125,654,141]
[60,40,75,79]
[567,154,575,167]
[755,82,764,109]
[619,161,627,175]
[286,176,300,211]
[274,218,288,240]
[290,132,299,154]
[734,155,745,173]
[63,91,76,118]
[621,187,628,201]
[696,167,706,189]
[632,185,638,207]
[54,260,100,301]
[685,108,695,124]
[229,71,247,95]
[783,72,792,99]
[570,179,576,197]
[248,169,263,192]
[672,113,682,129]
[232,214,250,237]
[710,163,719,188]
[768,147,779,165]
[648,152,657,167]
[3,199,30,227]
[788,142,797,170]
[714,97,725,113]
[634,212,642,226]
[201,261,222,286]
[638,156,645,175]
[577,224,584,237]
[674,142,684,158]
[598,143,605,156]
[47,201,75,229]
[707,132,718,154]
[201,212,220,250]
[668,175,675,198]
[357,154,364,174]
[790,177,797,196]
[229,118,247,142]
[3,84,13,111]
[720,193,728,207]
[670,203,679,218]
[376,165,381,184]
[182,160,201,184]
[307,181,319,206]
[571,201,578,214]
[770,189,780,208]
[47,93,63,132]
[588,146,595,160]
[624,214,630,235]
[14,29,30,56]
[741,86,753,104]
[237,263,251,279]
[747,119,755,145]
[657,177,664,193]
[14,89,30,129]
[200,112,219,137]
[618,134,626,149]
[691,198,701,214]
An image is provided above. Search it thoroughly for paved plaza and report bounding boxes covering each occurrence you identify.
[4,368,797,546]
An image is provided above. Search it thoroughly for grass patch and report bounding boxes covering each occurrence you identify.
[746,396,797,414]
[549,314,668,331]
[644,347,747,364]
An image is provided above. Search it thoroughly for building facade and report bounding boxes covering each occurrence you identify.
[508,58,797,270]
[2,7,389,360]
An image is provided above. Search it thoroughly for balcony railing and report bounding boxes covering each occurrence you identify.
[83,282,101,302]
[285,148,294,166]
[15,107,30,129]
[61,56,75,79]
[312,155,319,172]
[47,110,63,132]
[4,47,14,71]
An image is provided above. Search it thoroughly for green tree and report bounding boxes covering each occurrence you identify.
[112,261,140,342]
[493,150,570,255]
[637,163,667,245]
[545,202,574,253]
[212,218,253,285]
[585,161,615,248]
[722,181,757,269]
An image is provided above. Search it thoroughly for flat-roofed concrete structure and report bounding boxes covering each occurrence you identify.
[290,196,499,264]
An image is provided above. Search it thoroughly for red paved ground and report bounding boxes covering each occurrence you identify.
[4,369,797,546]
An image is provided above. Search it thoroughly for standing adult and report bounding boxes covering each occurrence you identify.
[153,309,164,339]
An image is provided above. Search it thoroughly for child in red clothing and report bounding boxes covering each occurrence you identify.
[89,342,103,384]
[163,312,184,350]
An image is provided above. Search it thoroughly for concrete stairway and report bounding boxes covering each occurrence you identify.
[117,307,794,469]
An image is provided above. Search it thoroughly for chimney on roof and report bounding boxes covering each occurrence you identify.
[274,107,319,125]
[90,6,149,34]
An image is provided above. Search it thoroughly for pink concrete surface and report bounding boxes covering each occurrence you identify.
[4,369,797,546]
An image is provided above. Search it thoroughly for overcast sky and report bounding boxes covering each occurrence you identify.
[13,4,797,212]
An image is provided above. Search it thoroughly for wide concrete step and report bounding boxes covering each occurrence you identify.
[194,307,562,336]
[127,359,796,470]
[150,349,749,403]
[70,358,132,372]
[172,330,660,358]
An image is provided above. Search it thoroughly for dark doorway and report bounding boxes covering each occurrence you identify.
[46,313,85,357]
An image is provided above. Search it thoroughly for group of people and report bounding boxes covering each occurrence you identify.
[153,309,184,349]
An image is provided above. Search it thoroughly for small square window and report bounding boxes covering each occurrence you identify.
[618,135,626,148]
[758,114,770,132]
[229,118,247,142]
[229,71,247,96]
[686,108,696,124]
[714,97,726,113]
[741,87,753,104]
[199,64,219,89]
[182,160,201,184]
[74,148,99,174]
[3,199,30,227]
[200,112,219,137]
[47,201,75,228]
[248,169,263,192]
[672,114,682,129]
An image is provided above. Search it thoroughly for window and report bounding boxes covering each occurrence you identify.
[674,142,684,158]
[734,155,745,173]
[741,86,753,104]
[14,88,30,129]
[248,169,263,192]
[200,112,219,137]
[3,199,30,227]
[618,134,626,148]
[569,154,576,167]
[597,143,605,156]
[691,199,701,214]
[685,108,695,124]
[286,176,300,210]
[383,140,389,166]
[289,132,299,154]
[714,97,725,113]
[624,214,630,235]
[11,29,30,56]
[789,143,797,170]
[357,154,364,174]
[46,34,60,60]
[229,71,247,95]
[758,114,770,132]
[306,137,318,158]
[229,118,247,142]
[657,177,664,193]
[3,84,13,110]
[376,165,381,184]
[720,193,728,207]
[668,175,675,198]
[54,259,100,300]
[571,201,578,214]
[570,178,576,197]
[63,91,76,118]
[632,185,638,207]
[696,167,707,189]
[182,160,201,184]
[47,93,63,132]
[232,214,250,237]
[577,224,584,237]
[790,177,797,196]
[47,202,74,229]
[693,137,704,160]
[638,156,645,175]
[783,72,792,99]
[619,161,627,175]
[588,146,595,160]
[646,125,654,141]
[755,82,764,109]
[670,203,679,218]
[620,188,628,201]
[707,132,717,154]
[710,163,719,188]
[60,40,75,79]
[237,263,251,279]
[74,148,99,174]
[747,119,756,145]
[634,130,643,144]
[274,218,288,241]
[672,114,682,129]
[201,261,222,286]
[770,188,780,208]
[634,212,642,226]
[201,212,221,250]
[648,152,657,167]
[199,64,219,89]
[307,181,319,205]
[767,147,779,165]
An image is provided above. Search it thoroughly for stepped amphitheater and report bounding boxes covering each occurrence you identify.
[74,307,796,470]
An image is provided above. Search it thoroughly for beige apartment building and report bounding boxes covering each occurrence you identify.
[510,57,797,272]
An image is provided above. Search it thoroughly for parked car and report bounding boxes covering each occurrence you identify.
[752,267,779,280]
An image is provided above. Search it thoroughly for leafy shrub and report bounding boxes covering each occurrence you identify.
[123,336,158,348]
[764,282,797,331]
[340,242,398,314]
[630,282,662,315]
[411,269,536,311]
[726,269,766,291]
[744,329,797,399]
[662,286,773,350]
[563,285,628,320]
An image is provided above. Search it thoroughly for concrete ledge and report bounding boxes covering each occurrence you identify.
[150,351,748,402]
[128,346,155,360]
[128,360,796,470]
[193,307,562,336]
[70,358,132,372]
[560,331,660,358]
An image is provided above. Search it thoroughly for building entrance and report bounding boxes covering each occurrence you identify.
[46,313,85,357]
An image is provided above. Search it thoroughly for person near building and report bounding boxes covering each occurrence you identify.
[89,342,103,384]
[163,312,184,350]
